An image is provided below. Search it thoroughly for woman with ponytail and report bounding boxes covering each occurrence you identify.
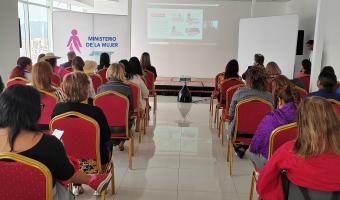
[249,75,300,169]
[9,57,32,79]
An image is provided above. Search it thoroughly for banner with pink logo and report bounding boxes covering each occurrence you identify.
[53,11,130,64]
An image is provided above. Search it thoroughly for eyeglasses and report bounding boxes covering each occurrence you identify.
[40,103,45,110]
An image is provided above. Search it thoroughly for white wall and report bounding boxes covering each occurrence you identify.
[285,0,317,76]
[0,0,20,81]
[85,0,128,15]
[320,0,340,79]
[131,0,290,78]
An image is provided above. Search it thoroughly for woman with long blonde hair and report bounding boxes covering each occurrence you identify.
[140,52,157,80]
[97,63,134,151]
[257,96,340,200]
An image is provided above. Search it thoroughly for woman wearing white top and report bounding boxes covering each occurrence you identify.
[120,59,149,110]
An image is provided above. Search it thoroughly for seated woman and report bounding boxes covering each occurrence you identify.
[52,72,112,172]
[226,65,273,158]
[120,59,149,110]
[72,56,96,99]
[9,57,32,79]
[217,59,241,102]
[97,63,134,151]
[40,52,69,79]
[249,75,300,169]
[141,52,157,81]
[265,61,281,92]
[84,60,98,75]
[0,85,112,196]
[257,97,340,200]
[31,61,66,102]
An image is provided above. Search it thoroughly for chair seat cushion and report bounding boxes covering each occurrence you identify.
[111,133,128,138]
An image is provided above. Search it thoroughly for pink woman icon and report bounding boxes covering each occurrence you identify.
[67,29,82,53]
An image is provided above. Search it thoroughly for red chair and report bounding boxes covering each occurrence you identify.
[93,91,134,170]
[6,77,30,88]
[294,86,308,99]
[38,90,58,129]
[89,74,103,92]
[214,78,244,125]
[52,73,61,86]
[218,83,245,144]
[209,72,225,114]
[0,152,53,200]
[328,99,340,114]
[127,81,145,142]
[249,123,297,200]
[299,75,310,92]
[49,112,114,195]
[97,68,108,84]
[64,67,73,72]
[144,70,157,113]
[226,97,273,176]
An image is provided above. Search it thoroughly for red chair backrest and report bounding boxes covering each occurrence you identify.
[89,74,103,92]
[94,91,129,137]
[0,153,52,200]
[219,78,244,105]
[234,97,273,144]
[144,70,155,91]
[52,73,61,86]
[97,69,108,84]
[64,67,73,72]
[225,84,244,113]
[50,112,101,165]
[299,76,310,92]
[268,123,297,159]
[328,99,340,114]
[295,86,308,99]
[6,77,29,88]
[127,81,140,111]
[38,91,58,126]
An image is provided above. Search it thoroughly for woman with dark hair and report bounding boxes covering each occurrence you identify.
[0,75,4,93]
[257,97,340,200]
[129,57,144,76]
[0,85,112,197]
[97,53,110,70]
[224,59,240,79]
[121,59,149,110]
[249,75,300,169]
[226,65,273,158]
[141,52,157,80]
[9,57,32,79]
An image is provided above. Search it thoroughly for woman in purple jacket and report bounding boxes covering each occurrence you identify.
[249,75,300,169]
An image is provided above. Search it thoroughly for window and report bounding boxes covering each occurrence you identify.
[28,4,49,62]
[18,2,29,57]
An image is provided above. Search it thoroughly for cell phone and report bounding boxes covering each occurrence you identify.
[52,129,64,140]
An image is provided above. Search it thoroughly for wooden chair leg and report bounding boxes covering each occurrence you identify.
[111,163,115,195]
[221,122,224,145]
[128,138,133,170]
[214,105,217,123]
[211,100,214,116]
[209,97,213,112]
[249,171,255,200]
[138,126,142,144]
[226,139,231,162]
[216,108,219,125]
[131,133,135,157]
[229,143,233,176]
[153,95,157,113]
[100,191,106,200]
[136,117,140,132]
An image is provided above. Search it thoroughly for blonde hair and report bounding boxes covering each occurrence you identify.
[294,96,340,158]
[83,60,97,74]
[63,72,90,102]
[32,61,55,92]
[106,63,126,82]
[141,52,151,69]
[266,62,281,78]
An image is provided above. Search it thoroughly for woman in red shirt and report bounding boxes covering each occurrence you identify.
[257,96,340,200]
[9,57,32,79]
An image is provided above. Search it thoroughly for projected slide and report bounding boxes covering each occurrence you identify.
[148,8,203,40]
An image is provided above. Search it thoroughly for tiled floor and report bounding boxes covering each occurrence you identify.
[79,97,256,200]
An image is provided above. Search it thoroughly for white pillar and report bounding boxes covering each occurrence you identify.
[310,0,326,92]
[251,0,256,18]
[0,0,20,81]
